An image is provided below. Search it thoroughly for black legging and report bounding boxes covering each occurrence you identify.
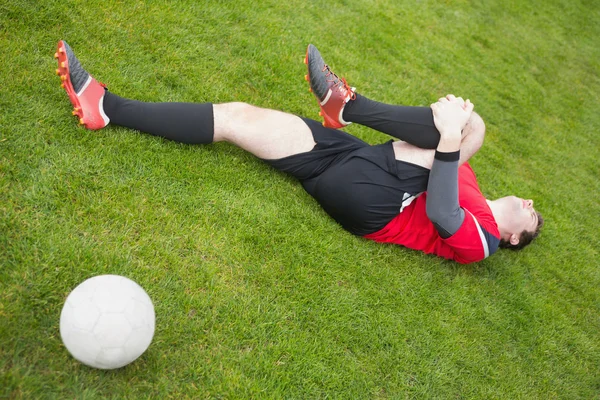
[343,93,440,149]
[102,91,215,144]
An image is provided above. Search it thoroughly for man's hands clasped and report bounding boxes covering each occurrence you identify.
[430,94,474,153]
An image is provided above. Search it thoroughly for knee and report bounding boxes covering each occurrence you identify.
[222,101,254,118]
[468,111,485,138]
[213,102,256,142]
[464,111,486,149]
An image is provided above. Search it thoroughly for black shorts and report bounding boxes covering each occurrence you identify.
[264,118,430,236]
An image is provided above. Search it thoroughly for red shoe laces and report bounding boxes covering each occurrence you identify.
[323,65,356,100]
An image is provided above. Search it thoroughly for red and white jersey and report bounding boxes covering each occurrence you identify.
[364,163,500,264]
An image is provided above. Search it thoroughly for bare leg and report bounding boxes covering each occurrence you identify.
[103,93,315,158]
[392,111,486,169]
[213,102,316,160]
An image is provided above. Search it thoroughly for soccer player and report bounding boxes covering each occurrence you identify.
[54,40,543,264]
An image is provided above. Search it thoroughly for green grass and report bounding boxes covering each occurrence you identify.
[1,0,599,398]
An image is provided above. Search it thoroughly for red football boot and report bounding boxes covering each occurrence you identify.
[304,44,356,129]
[54,40,109,130]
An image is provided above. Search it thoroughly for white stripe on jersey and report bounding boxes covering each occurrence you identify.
[399,192,421,214]
[466,209,490,258]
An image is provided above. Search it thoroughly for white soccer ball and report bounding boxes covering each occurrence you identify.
[60,274,155,369]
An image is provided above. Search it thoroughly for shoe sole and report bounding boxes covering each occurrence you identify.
[55,41,87,126]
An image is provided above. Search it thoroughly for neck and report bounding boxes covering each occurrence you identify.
[486,199,510,240]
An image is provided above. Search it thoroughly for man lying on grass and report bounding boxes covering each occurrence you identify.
[54,40,543,264]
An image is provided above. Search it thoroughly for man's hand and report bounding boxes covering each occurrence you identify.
[430,94,474,152]
[431,94,474,135]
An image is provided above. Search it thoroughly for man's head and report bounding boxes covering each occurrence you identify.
[488,196,544,250]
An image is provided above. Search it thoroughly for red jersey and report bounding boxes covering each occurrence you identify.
[364,163,500,264]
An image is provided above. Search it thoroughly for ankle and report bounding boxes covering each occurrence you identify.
[341,92,362,123]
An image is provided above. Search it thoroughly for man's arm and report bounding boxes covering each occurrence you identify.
[425,95,473,237]
[426,151,464,238]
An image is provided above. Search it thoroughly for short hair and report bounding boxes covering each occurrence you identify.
[499,211,544,250]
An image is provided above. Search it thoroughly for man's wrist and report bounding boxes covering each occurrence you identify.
[436,133,461,153]
[434,150,460,162]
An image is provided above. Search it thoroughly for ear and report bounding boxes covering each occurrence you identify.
[509,233,520,246]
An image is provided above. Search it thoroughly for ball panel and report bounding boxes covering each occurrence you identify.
[62,328,103,368]
[93,313,133,348]
[96,347,130,370]
[123,327,154,361]
[125,278,154,306]
[124,299,152,330]
[138,289,154,307]
[92,277,132,314]
[69,298,101,331]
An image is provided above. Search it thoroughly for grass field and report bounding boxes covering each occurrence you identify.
[1,0,599,398]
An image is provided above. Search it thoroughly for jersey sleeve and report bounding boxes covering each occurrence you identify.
[442,209,500,264]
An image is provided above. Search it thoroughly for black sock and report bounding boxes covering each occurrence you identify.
[102,91,214,144]
[342,93,440,149]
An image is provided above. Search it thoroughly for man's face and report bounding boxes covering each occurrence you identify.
[497,196,539,237]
